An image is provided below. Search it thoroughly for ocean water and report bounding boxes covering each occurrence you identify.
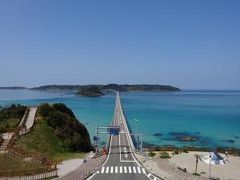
[0,89,240,149]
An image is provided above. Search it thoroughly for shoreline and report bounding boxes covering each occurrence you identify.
[143,143,240,156]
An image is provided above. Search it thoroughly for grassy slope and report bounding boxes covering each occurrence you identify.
[16,118,85,162]
[0,154,42,171]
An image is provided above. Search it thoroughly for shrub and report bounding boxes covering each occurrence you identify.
[148,151,156,157]
[160,151,170,159]
[182,148,189,153]
[52,103,75,118]
[37,103,53,118]
[0,104,26,133]
[173,150,179,154]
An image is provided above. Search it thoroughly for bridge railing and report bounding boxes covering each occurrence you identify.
[104,94,118,152]
[116,94,136,151]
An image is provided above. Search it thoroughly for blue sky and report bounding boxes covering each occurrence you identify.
[0,0,239,89]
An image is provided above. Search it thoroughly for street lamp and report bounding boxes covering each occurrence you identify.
[133,119,139,150]
[209,154,212,178]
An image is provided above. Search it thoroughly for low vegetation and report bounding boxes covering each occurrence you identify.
[16,103,92,161]
[160,151,170,159]
[0,104,26,133]
[148,151,156,157]
[0,154,43,171]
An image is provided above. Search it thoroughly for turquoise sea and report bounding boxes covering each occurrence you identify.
[0,89,240,149]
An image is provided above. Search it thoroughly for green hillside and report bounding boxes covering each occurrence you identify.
[16,103,93,162]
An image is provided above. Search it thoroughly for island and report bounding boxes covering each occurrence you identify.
[31,84,181,93]
[77,86,104,97]
[0,86,26,90]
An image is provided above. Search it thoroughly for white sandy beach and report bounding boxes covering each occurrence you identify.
[141,151,240,180]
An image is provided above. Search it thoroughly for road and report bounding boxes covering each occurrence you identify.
[19,107,37,135]
[89,92,155,180]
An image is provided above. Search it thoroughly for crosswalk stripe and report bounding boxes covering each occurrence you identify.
[128,166,132,173]
[110,166,114,173]
[99,166,146,174]
[137,166,141,173]
[106,166,109,173]
[147,173,152,177]
[101,167,105,173]
[119,166,122,173]
[133,166,136,173]
[124,166,127,173]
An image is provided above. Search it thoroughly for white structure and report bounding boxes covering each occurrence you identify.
[200,152,225,165]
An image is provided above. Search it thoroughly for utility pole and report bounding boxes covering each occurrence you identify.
[96,126,99,154]
[133,119,139,150]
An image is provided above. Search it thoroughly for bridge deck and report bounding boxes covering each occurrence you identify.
[89,92,152,180]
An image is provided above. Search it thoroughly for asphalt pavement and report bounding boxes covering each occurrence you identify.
[88,93,152,180]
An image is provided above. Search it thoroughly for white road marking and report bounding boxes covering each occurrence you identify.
[101,167,105,173]
[110,166,114,173]
[128,166,132,173]
[124,166,127,173]
[99,166,146,174]
[105,166,109,173]
[133,166,136,173]
[147,173,152,177]
[88,93,143,180]
[137,166,141,173]
[119,166,122,173]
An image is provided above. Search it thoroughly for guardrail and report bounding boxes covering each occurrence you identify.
[0,168,57,179]
[117,94,136,151]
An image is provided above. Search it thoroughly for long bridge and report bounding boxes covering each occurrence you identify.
[89,90,159,180]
